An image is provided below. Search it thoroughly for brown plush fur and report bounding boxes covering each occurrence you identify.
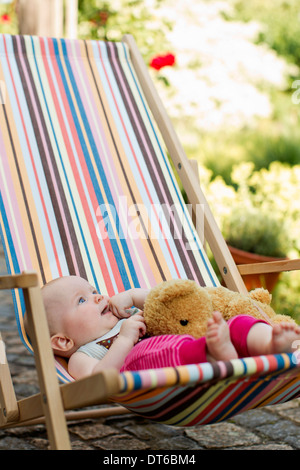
[143,279,296,338]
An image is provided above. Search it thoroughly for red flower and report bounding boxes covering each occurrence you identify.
[149,53,176,71]
[98,11,109,25]
[0,14,11,23]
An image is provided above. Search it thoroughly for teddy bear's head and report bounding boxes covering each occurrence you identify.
[143,279,213,338]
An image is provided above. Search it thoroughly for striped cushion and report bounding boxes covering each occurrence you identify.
[115,354,300,425]
[0,35,218,359]
[0,35,300,422]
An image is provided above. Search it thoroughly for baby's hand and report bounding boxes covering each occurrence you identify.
[109,291,135,318]
[119,314,146,346]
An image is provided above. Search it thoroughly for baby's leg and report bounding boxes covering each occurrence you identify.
[246,321,300,356]
[206,311,238,362]
[121,334,208,371]
[228,315,269,357]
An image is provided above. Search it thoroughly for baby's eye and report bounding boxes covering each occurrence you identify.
[78,297,86,305]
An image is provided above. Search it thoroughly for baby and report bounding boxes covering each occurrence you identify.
[39,275,300,380]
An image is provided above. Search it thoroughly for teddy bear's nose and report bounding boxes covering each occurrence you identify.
[180,320,189,326]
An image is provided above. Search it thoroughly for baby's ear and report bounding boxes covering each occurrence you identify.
[50,334,74,353]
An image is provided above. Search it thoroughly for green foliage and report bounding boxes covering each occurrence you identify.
[200,91,300,185]
[223,206,290,257]
[232,0,300,67]
[202,161,300,321]
[192,0,300,187]
[77,0,173,62]
[0,1,18,35]
[202,161,300,257]
[272,272,300,323]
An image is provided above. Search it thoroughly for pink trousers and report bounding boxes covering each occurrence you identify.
[120,315,268,372]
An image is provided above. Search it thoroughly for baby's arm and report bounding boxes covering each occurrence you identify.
[109,288,149,318]
[68,313,146,380]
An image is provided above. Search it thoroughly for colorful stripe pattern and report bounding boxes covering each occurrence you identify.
[0,35,299,423]
[0,34,218,357]
[115,353,300,425]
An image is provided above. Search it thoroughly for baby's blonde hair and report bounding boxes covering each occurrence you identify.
[23,278,62,338]
[40,278,66,336]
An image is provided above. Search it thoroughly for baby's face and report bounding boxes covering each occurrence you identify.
[56,276,119,347]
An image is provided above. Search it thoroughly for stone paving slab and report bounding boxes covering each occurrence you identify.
[0,242,300,451]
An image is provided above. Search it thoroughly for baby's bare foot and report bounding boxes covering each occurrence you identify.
[269,322,300,354]
[206,311,238,362]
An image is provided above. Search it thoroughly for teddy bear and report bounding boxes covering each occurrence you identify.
[143,278,296,338]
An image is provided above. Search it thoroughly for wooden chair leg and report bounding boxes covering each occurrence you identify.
[23,281,71,450]
[0,333,19,426]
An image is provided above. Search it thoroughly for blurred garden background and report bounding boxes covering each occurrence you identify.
[1,0,300,321]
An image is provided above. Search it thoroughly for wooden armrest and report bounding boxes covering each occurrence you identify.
[60,369,122,410]
[0,272,39,289]
[16,369,122,424]
[237,258,300,276]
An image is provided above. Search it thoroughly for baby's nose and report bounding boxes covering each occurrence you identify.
[94,294,104,303]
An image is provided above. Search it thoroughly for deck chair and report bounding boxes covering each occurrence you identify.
[1,33,300,450]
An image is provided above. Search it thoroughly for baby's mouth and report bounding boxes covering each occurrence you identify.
[100,304,110,315]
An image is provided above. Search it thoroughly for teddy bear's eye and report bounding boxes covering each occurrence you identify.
[180,320,189,326]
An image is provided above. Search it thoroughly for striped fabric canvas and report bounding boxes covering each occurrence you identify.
[0,34,218,355]
[0,34,300,424]
[115,354,300,425]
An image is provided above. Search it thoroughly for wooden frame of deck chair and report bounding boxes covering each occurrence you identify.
[0,33,300,450]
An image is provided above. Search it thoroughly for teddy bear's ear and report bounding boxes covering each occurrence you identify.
[153,279,201,303]
[248,288,272,305]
